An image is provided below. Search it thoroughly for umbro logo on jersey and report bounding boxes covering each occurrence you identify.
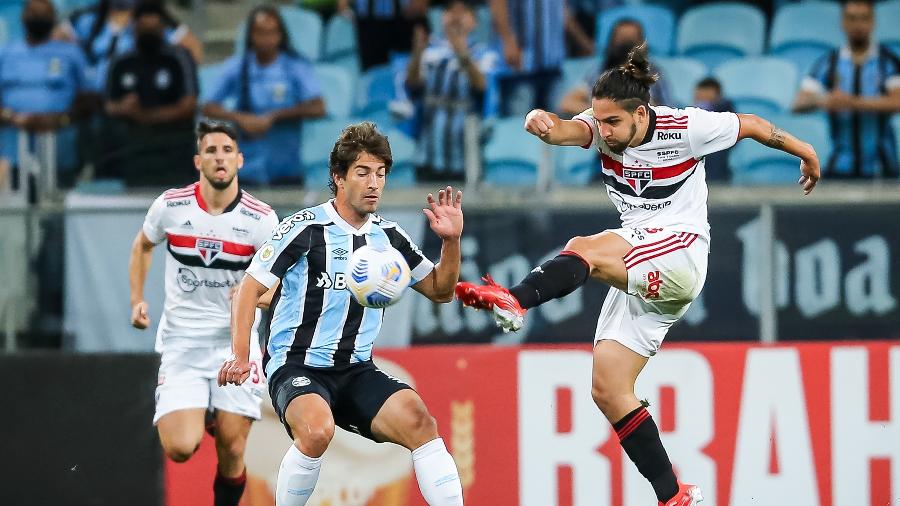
[333,248,348,260]
[291,376,311,387]
[196,238,223,265]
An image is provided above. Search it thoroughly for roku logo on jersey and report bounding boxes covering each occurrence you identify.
[645,271,663,299]
[657,131,682,141]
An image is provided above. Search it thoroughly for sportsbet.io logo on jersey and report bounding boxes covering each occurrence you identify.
[177,268,236,293]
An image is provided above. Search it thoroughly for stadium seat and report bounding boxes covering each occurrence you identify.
[769,2,842,76]
[300,117,361,186]
[0,3,21,42]
[354,64,397,117]
[677,3,766,70]
[731,113,829,184]
[428,6,444,38]
[385,129,416,187]
[652,56,708,108]
[313,63,354,118]
[0,17,7,47]
[714,57,798,116]
[235,6,322,61]
[893,114,900,156]
[596,5,675,56]
[483,118,542,186]
[322,14,360,77]
[554,144,597,186]
[473,5,493,45]
[551,57,597,111]
[876,0,900,55]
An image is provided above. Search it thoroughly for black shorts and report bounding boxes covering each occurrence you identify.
[268,360,412,442]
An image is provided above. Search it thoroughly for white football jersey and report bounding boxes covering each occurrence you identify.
[574,105,740,239]
[142,182,279,351]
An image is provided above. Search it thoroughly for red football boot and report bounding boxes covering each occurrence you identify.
[659,483,703,506]
[455,275,527,332]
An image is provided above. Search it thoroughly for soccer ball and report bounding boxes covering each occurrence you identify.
[347,244,411,308]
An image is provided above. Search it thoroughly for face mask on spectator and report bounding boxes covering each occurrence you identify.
[110,0,136,10]
[24,17,54,41]
[136,32,163,54]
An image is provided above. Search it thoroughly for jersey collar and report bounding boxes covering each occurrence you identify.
[194,182,243,215]
[325,199,374,235]
[637,107,657,146]
[840,42,880,62]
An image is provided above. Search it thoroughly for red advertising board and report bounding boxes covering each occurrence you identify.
[166,342,899,506]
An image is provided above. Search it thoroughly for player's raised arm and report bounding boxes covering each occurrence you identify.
[413,186,463,303]
[219,273,268,386]
[736,113,821,194]
[128,230,156,329]
[524,108,594,146]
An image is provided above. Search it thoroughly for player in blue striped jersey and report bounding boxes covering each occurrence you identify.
[219,122,465,505]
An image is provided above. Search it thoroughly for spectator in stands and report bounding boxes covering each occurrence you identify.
[489,0,593,116]
[99,1,198,187]
[792,0,900,178]
[58,0,202,88]
[405,0,499,182]
[337,0,429,70]
[203,6,325,186]
[0,0,95,191]
[693,77,734,181]
[559,19,669,117]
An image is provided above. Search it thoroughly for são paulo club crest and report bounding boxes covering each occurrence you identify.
[196,238,223,266]
[623,167,652,193]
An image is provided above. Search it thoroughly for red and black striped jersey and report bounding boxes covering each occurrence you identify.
[142,182,279,350]
[575,105,740,240]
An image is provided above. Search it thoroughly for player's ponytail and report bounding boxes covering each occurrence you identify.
[591,42,658,111]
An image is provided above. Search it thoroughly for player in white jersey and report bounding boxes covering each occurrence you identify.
[455,44,821,506]
[128,120,279,505]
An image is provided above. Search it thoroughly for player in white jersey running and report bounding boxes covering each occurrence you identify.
[128,120,279,505]
[455,44,821,506]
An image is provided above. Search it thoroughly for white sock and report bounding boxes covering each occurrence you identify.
[276,444,322,506]
[412,438,464,506]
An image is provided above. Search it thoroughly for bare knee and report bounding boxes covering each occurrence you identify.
[289,419,335,458]
[215,433,247,462]
[565,235,591,255]
[162,438,200,463]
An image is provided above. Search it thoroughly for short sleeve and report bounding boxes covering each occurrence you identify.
[205,55,242,104]
[68,45,89,92]
[104,56,124,100]
[573,107,599,150]
[253,210,281,250]
[246,212,316,288]
[172,48,198,98]
[885,51,900,91]
[800,51,833,94]
[686,107,740,159]
[142,195,167,244]
[291,58,322,102]
[383,224,434,284]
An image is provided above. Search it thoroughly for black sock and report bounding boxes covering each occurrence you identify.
[509,251,590,309]
[613,407,679,502]
[213,468,246,506]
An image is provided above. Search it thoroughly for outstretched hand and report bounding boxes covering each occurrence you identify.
[423,186,463,240]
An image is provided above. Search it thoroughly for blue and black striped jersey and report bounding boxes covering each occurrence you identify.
[246,200,433,375]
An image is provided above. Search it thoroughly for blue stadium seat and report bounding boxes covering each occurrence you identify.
[555,144,597,186]
[652,56,708,108]
[677,3,766,70]
[385,129,416,187]
[235,6,322,61]
[198,63,224,102]
[714,57,798,116]
[354,64,396,117]
[551,57,597,111]
[0,17,7,47]
[483,118,542,186]
[300,118,362,186]
[473,5,493,45]
[596,5,675,56]
[313,63,354,118]
[893,114,900,157]
[770,2,842,76]
[322,14,360,78]
[876,0,900,55]
[428,6,444,38]
[731,114,829,184]
[0,3,21,42]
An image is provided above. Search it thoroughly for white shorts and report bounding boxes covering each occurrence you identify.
[154,343,265,424]
[594,227,709,357]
